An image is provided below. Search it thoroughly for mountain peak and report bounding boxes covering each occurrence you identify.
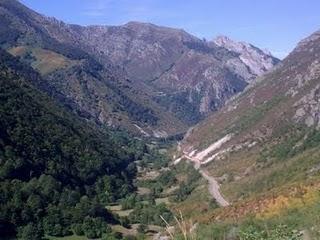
[0,0,279,134]
[124,21,155,28]
[214,35,233,44]
[214,35,273,56]
[213,35,279,76]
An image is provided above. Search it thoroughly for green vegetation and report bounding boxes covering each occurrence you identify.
[194,224,302,240]
[138,148,171,170]
[195,215,309,240]
[239,225,302,240]
[137,170,177,198]
[120,194,138,210]
[171,163,201,202]
[228,95,283,134]
[136,160,200,203]
[154,91,204,124]
[128,203,173,226]
[0,59,152,239]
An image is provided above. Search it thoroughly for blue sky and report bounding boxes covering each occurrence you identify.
[21,0,320,59]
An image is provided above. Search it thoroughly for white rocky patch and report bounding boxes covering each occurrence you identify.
[153,130,168,138]
[293,84,320,128]
[214,35,277,79]
[134,124,150,137]
[201,148,230,165]
[189,150,197,157]
[194,134,233,161]
[173,157,182,165]
[287,60,320,97]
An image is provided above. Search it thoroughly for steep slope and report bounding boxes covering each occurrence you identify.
[182,30,320,152]
[214,35,277,76]
[47,21,279,124]
[177,30,320,237]
[0,0,279,135]
[0,49,149,238]
[0,0,279,128]
[0,0,187,137]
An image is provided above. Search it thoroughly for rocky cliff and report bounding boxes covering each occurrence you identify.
[0,0,279,135]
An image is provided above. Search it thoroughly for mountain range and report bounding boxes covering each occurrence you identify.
[1,0,320,239]
[0,0,279,137]
[176,25,320,238]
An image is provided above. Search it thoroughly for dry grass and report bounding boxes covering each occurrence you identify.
[156,197,170,205]
[8,46,78,75]
[106,204,134,217]
[161,211,197,240]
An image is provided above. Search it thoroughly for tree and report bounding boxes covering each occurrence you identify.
[137,224,147,234]
[17,223,43,240]
[82,216,109,239]
[72,223,84,236]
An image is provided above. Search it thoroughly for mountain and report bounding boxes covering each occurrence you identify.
[0,0,279,136]
[0,0,186,137]
[214,35,277,76]
[45,21,279,124]
[176,29,320,237]
[0,48,151,238]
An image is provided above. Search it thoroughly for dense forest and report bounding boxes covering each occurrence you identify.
[0,56,158,239]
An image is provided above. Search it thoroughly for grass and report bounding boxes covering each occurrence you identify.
[46,235,87,240]
[179,144,320,239]
[156,197,170,205]
[171,122,320,238]
[106,204,134,217]
[226,95,284,135]
[194,195,320,239]
[111,224,137,237]
[172,179,215,219]
[8,46,78,75]
[221,145,320,201]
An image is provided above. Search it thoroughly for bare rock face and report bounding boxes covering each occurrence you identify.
[36,12,280,124]
[0,0,280,135]
[214,36,279,77]
[294,84,320,128]
[56,23,279,124]
[182,29,320,152]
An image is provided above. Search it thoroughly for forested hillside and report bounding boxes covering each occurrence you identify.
[0,0,278,137]
[0,51,151,239]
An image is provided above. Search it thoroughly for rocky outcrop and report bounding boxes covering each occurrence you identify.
[294,84,320,128]
[0,0,280,135]
[41,17,280,124]
[214,36,279,77]
[182,29,320,154]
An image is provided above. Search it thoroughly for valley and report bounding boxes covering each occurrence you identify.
[0,0,320,240]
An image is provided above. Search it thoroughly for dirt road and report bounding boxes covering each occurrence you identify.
[199,169,230,207]
[183,154,230,207]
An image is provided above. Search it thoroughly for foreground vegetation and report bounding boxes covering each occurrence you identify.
[0,54,173,239]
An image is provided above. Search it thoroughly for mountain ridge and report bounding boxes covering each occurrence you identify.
[175,29,320,227]
[0,0,279,136]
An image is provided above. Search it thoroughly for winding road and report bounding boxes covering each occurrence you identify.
[199,169,230,207]
[183,154,230,207]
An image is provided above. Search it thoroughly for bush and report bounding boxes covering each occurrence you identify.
[17,223,43,240]
[82,217,110,239]
[239,225,302,240]
[128,203,173,226]
[137,224,147,234]
[72,223,84,236]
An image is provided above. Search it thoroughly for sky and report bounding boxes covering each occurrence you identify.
[20,0,320,59]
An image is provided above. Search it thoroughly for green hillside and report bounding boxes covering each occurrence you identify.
[0,53,148,239]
